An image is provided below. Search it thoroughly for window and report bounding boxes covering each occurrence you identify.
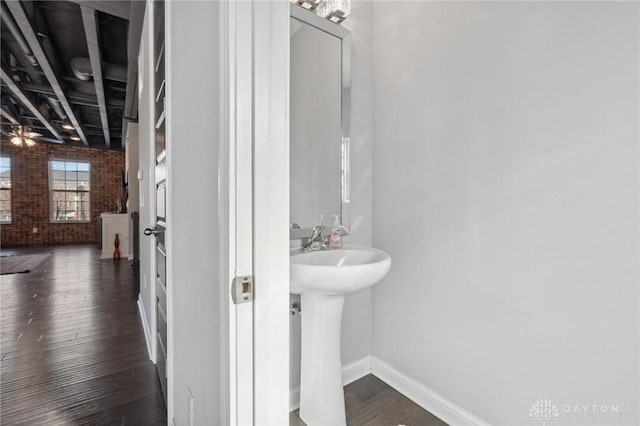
[49,160,91,222]
[0,156,11,223]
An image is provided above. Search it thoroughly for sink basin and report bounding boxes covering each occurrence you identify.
[290,245,391,425]
[290,245,391,294]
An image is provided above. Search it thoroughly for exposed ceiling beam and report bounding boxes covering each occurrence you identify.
[66,0,130,20]
[81,6,110,148]
[0,106,20,125]
[5,0,88,146]
[12,82,126,108]
[0,68,63,140]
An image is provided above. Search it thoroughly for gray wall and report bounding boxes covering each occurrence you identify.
[166,1,223,425]
[289,0,374,391]
[371,2,639,424]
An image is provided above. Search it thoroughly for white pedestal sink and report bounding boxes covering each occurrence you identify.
[290,246,391,426]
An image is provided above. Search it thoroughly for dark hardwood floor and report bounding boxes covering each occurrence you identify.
[1,244,166,425]
[290,374,448,426]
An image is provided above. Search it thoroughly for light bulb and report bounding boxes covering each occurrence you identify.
[317,0,350,23]
[25,138,36,147]
[70,136,81,141]
[11,136,22,146]
[291,0,321,11]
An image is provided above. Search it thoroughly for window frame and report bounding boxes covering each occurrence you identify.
[48,159,92,224]
[0,155,12,224]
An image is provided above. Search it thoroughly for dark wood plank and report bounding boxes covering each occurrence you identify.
[290,374,448,426]
[1,244,166,425]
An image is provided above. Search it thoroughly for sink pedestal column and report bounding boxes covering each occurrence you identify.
[299,292,346,426]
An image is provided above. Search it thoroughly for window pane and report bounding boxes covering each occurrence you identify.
[0,157,9,168]
[52,192,67,221]
[0,200,9,211]
[0,190,10,201]
[51,161,65,170]
[65,162,78,171]
[52,180,65,190]
[77,171,90,185]
[0,211,11,223]
[77,163,90,172]
[52,191,66,202]
[78,202,90,221]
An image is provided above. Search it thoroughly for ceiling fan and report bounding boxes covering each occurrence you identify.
[9,125,42,147]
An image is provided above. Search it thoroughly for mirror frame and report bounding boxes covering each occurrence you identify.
[290,4,352,239]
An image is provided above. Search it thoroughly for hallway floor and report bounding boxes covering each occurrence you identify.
[290,374,448,426]
[1,244,166,425]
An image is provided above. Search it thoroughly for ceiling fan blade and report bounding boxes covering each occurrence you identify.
[24,131,42,138]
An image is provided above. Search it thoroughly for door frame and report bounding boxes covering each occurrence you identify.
[220,1,290,424]
[155,0,290,423]
[251,1,290,424]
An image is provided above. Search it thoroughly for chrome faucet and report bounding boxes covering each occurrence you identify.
[302,225,327,252]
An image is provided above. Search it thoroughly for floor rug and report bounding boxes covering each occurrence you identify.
[0,253,51,275]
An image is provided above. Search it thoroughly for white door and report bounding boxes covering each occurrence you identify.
[142,0,168,403]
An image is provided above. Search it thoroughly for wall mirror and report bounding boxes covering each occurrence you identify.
[290,5,351,239]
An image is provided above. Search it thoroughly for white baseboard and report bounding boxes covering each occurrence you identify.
[137,298,153,362]
[342,355,371,386]
[370,356,488,426]
[289,355,371,412]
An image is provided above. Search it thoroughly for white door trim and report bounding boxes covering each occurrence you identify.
[218,1,232,423]
[252,1,290,424]
[225,1,254,424]
[221,1,290,424]
[162,0,172,419]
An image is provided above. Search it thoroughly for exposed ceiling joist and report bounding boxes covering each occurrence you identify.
[5,0,88,146]
[66,0,130,20]
[13,82,126,109]
[81,6,110,148]
[0,106,20,125]
[0,67,63,140]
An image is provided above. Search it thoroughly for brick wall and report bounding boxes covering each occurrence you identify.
[1,139,125,247]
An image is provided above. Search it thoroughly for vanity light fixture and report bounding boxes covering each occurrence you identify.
[316,0,350,24]
[290,0,322,11]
